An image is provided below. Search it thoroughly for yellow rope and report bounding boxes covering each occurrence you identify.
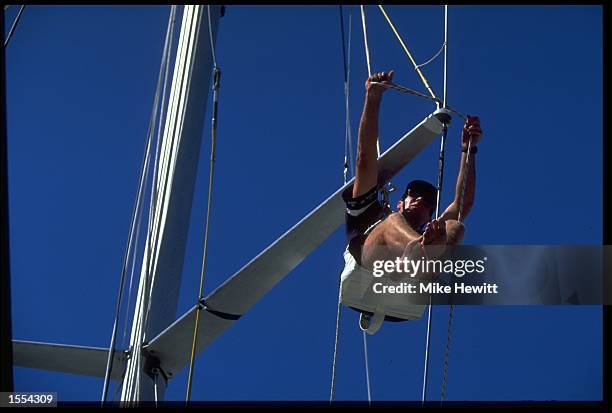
[185,7,222,402]
[185,80,217,401]
[185,75,218,401]
[377,5,438,102]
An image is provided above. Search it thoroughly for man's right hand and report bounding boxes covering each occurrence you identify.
[365,70,395,99]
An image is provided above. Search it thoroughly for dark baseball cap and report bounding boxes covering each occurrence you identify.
[402,180,437,212]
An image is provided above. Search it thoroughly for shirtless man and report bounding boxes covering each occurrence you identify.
[342,70,483,279]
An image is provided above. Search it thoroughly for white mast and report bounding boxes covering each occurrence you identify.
[120,5,221,404]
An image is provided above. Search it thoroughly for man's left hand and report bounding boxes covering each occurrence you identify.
[461,115,483,149]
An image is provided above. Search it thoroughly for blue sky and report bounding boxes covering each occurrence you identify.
[6,5,603,402]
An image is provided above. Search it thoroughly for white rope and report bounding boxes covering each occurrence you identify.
[358,8,376,404]
[330,5,352,403]
[414,42,446,71]
[362,330,372,405]
[440,5,458,403]
[370,81,437,103]
[422,6,450,405]
[121,207,142,346]
[443,6,448,108]
[4,4,25,48]
[422,122,448,405]
[369,81,467,121]
[440,294,454,403]
[207,5,218,68]
[329,284,342,402]
[421,299,433,405]
[412,4,447,72]
[347,13,354,171]
[344,12,355,180]
[153,369,159,407]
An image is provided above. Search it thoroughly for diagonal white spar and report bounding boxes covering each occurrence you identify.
[144,112,445,378]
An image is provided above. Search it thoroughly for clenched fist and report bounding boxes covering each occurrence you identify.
[461,115,483,149]
[365,70,394,99]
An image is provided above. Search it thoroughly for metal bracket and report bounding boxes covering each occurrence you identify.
[433,108,453,125]
[143,350,169,385]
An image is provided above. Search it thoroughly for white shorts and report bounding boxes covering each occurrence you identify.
[340,247,426,325]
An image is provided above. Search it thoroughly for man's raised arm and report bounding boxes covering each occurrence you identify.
[440,115,483,221]
[353,70,394,198]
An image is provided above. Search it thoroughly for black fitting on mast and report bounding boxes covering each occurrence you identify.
[212,67,221,91]
[143,350,169,385]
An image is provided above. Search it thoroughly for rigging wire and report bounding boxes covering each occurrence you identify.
[441,133,474,402]
[442,6,448,109]
[422,5,449,406]
[4,4,25,48]
[363,329,372,405]
[422,121,448,405]
[415,41,446,71]
[370,81,437,105]
[346,14,355,179]
[102,132,151,403]
[330,5,352,404]
[139,3,179,344]
[329,286,343,403]
[185,4,221,403]
[207,4,218,68]
[339,6,355,182]
[134,3,178,400]
[358,6,374,403]
[439,5,456,404]
[139,2,189,348]
[153,369,159,407]
[100,5,176,403]
[122,6,177,351]
[121,203,143,347]
[125,4,188,400]
[376,5,437,102]
[129,4,201,401]
[369,81,466,121]
[102,5,177,404]
[133,6,204,400]
[440,293,454,403]
[114,6,177,398]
